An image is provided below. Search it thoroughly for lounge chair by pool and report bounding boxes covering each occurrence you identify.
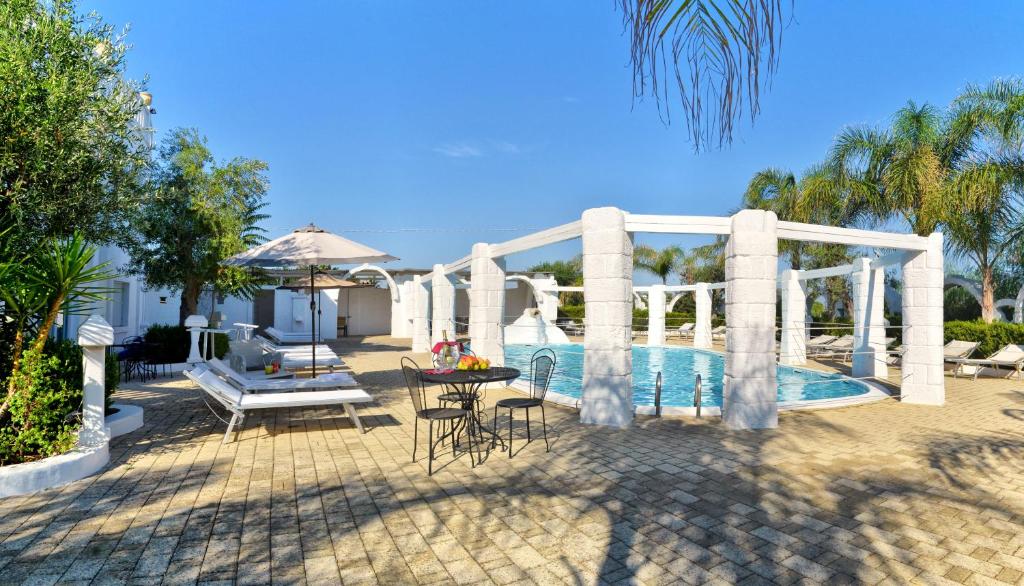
[949,344,1024,381]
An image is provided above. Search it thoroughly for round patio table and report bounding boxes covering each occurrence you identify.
[420,367,520,453]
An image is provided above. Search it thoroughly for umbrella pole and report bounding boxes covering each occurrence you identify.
[310,265,317,377]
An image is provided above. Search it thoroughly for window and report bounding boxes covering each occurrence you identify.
[110,282,130,328]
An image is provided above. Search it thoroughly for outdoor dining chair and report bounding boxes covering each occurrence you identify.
[493,348,555,457]
[117,336,154,382]
[401,357,474,475]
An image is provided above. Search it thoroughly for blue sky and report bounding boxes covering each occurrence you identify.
[85,0,1024,280]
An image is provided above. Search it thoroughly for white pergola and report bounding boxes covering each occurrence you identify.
[405,207,944,430]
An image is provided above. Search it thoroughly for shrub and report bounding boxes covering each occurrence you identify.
[559,305,725,328]
[0,337,121,465]
[0,348,80,464]
[944,320,1024,357]
[144,324,227,362]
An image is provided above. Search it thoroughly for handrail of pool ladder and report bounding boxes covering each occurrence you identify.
[694,374,702,418]
[654,371,663,417]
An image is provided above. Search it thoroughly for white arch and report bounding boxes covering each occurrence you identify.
[667,292,688,312]
[632,291,646,309]
[1016,286,1024,323]
[505,275,544,307]
[943,276,983,306]
[341,263,399,302]
[944,275,1020,322]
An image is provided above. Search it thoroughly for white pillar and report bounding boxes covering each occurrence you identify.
[533,275,560,323]
[722,210,779,430]
[693,283,713,350]
[469,243,506,364]
[78,315,113,446]
[901,233,945,405]
[779,269,807,365]
[852,258,888,378]
[431,264,456,344]
[185,314,208,365]
[647,285,666,346]
[411,275,430,353]
[390,285,407,338]
[580,207,633,428]
[401,280,415,338]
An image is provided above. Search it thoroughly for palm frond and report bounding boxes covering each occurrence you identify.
[620,0,787,150]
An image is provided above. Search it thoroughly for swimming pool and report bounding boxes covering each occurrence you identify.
[504,344,877,413]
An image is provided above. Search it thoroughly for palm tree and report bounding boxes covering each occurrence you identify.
[944,80,1024,322]
[619,0,786,150]
[744,164,853,270]
[634,244,686,284]
[829,101,962,236]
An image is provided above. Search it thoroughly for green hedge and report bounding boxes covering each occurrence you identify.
[144,324,228,362]
[559,305,724,327]
[944,320,1024,357]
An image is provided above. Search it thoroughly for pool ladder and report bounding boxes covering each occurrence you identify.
[653,372,702,418]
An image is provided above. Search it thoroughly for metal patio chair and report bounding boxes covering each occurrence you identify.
[493,348,555,457]
[401,357,473,475]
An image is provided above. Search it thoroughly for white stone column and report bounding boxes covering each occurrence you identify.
[390,285,407,338]
[533,275,560,323]
[78,315,113,446]
[469,243,506,364]
[401,280,415,338]
[185,314,208,365]
[580,207,633,428]
[722,210,779,430]
[901,233,945,405]
[431,264,456,345]
[693,283,713,350]
[852,258,888,378]
[647,285,666,346]
[411,275,431,353]
[779,269,807,365]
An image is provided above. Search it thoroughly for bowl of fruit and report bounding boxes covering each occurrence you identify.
[456,355,491,371]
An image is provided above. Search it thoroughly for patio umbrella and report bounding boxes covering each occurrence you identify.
[224,224,397,375]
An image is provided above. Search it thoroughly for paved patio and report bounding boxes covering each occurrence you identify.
[2,335,1024,585]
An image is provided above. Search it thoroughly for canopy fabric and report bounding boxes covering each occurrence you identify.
[223,223,398,267]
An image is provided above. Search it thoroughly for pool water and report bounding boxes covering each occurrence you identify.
[503,344,869,407]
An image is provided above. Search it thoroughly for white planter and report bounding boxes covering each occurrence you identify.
[107,403,144,438]
[0,434,109,498]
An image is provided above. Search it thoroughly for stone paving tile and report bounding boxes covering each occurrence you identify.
[3,335,1024,585]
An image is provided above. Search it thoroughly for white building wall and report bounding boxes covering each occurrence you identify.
[272,288,339,340]
[341,287,391,336]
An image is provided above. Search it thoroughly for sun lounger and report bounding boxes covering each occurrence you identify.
[184,368,372,443]
[806,334,837,348]
[264,327,321,345]
[949,344,1024,381]
[207,358,358,392]
[669,323,695,339]
[253,336,343,369]
[809,334,855,358]
[711,325,727,340]
[943,339,980,361]
[558,320,584,336]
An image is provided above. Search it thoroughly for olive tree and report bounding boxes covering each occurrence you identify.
[125,128,270,324]
[0,0,151,251]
